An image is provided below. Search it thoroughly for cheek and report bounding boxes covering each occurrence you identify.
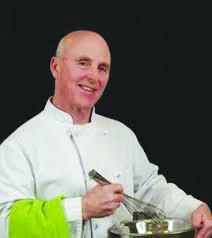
[73,69,87,79]
[99,75,109,89]
[62,67,85,82]
[61,72,83,89]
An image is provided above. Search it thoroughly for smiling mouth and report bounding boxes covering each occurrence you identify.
[79,84,96,92]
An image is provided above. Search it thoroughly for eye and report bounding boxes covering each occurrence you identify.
[99,65,108,73]
[79,60,89,67]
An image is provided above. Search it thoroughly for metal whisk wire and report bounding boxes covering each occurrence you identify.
[88,169,166,224]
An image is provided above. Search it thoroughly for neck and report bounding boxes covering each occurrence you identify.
[52,97,92,125]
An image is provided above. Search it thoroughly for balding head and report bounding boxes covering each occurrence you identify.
[55,30,110,60]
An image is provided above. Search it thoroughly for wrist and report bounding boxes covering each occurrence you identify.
[82,196,89,221]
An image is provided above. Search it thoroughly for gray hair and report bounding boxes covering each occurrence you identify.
[55,37,66,58]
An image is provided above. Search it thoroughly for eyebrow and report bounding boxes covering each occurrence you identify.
[75,56,92,63]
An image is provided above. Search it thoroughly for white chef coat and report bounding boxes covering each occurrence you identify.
[0,99,202,238]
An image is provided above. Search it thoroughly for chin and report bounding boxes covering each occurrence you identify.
[81,99,97,109]
[79,103,95,111]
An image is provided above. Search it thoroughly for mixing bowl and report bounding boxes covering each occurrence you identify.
[108,218,196,238]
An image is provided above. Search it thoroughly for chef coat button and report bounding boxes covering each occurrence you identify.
[103,130,108,135]
[94,224,99,230]
[114,172,121,178]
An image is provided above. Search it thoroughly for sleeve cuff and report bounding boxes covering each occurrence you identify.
[62,197,82,222]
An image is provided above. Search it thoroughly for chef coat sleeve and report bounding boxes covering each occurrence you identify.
[129,131,203,221]
[0,138,82,238]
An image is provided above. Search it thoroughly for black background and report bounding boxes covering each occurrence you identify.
[2,2,212,207]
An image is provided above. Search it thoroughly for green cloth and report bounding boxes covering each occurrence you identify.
[9,196,70,238]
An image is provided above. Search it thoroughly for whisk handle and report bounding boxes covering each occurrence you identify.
[88,169,112,185]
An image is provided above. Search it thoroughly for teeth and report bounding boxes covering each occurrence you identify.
[80,85,95,92]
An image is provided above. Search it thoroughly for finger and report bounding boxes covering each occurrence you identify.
[106,201,122,210]
[196,226,210,238]
[104,204,120,216]
[113,183,124,193]
[113,201,122,209]
[103,210,115,216]
[113,193,124,203]
[203,228,212,238]
[101,184,123,195]
[104,184,123,193]
[193,204,212,228]
[192,213,204,228]
[199,217,212,238]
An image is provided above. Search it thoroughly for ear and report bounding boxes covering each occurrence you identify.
[50,57,60,79]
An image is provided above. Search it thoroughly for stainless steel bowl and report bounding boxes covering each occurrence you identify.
[108,219,195,238]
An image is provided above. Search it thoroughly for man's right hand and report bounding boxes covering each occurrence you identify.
[82,184,124,220]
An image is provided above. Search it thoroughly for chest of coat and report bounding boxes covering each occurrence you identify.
[33,128,132,199]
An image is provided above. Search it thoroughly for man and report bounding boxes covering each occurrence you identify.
[0,30,212,238]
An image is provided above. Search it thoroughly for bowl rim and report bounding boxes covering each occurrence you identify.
[108,218,196,236]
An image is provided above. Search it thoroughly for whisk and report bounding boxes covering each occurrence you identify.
[88,169,166,223]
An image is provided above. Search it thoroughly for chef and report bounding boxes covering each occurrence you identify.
[0,30,212,238]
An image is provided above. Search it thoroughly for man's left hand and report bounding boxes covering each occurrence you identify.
[192,204,212,238]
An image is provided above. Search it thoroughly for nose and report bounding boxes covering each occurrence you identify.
[87,66,99,83]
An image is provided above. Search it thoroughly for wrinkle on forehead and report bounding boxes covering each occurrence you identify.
[56,30,110,60]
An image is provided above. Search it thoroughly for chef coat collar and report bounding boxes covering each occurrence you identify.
[44,97,96,125]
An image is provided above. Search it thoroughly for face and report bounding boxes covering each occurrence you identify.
[51,33,111,111]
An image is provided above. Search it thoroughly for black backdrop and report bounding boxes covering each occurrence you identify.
[2,2,212,207]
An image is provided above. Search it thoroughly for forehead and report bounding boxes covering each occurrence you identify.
[63,35,111,64]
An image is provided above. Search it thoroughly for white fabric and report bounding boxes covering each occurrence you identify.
[0,99,203,238]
